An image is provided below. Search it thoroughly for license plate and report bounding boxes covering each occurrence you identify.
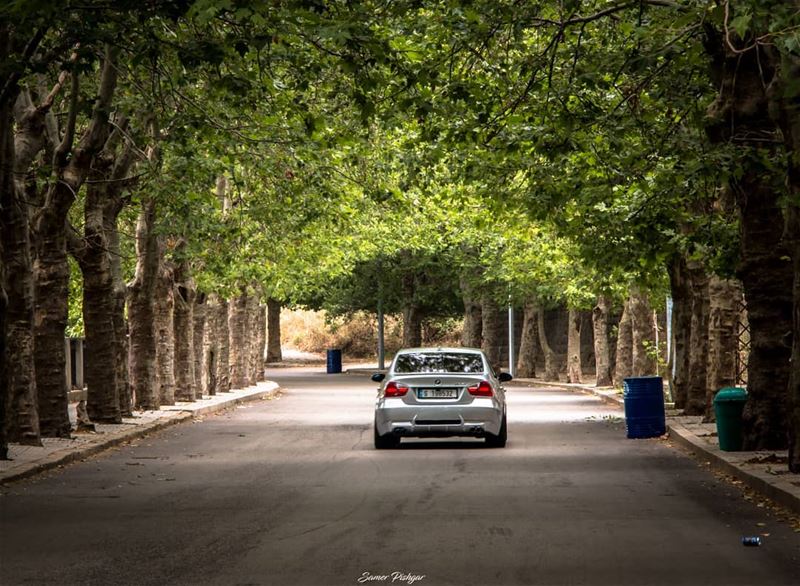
[417,388,458,399]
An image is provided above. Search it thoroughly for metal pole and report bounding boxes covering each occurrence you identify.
[508,302,515,376]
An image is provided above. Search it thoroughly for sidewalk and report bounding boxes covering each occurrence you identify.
[0,380,281,485]
[515,377,800,518]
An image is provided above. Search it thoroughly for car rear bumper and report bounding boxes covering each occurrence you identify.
[375,402,503,437]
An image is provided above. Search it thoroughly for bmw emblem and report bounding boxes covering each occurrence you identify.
[434,379,441,385]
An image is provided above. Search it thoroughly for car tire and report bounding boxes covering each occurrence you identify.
[374,425,400,449]
[485,414,507,448]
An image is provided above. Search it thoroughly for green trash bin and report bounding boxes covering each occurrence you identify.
[713,387,748,451]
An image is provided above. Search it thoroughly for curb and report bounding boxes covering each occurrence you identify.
[0,382,281,485]
[666,421,800,517]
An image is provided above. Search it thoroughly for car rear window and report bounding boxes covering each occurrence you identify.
[393,352,485,374]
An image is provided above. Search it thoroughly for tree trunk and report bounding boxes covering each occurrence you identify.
[216,298,231,392]
[515,299,538,378]
[684,264,710,416]
[266,298,282,363]
[402,305,423,347]
[0,92,40,445]
[229,291,249,389]
[255,303,266,381]
[202,295,219,396]
[246,295,260,385]
[592,295,612,387]
[128,199,160,410]
[172,261,195,402]
[193,293,206,397]
[704,276,742,421]
[566,308,582,383]
[481,294,502,373]
[460,274,482,347]
[705,24,792,451]
[32,45,118,436]
[790,207,800,471]
[737,173,793,449]
[667,255,692,409]
[155,263,175,405]
[537,305,558,380]
[629,290,656,377]
[0,281,7,458]
[613,299,633,387]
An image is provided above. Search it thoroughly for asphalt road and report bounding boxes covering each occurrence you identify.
[1,367,798,586]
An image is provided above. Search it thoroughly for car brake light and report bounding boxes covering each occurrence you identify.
[384,381,409,397]
[468,381,494,397]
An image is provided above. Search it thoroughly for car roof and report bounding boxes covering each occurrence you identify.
[395,347,484,355]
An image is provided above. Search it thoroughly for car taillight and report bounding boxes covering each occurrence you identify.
[468,381,494,397]
[384,381,409,397]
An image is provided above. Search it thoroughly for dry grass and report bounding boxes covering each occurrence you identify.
[282,309,463,358]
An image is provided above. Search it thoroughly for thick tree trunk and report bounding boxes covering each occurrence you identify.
[704,276,742,421]
[684,265,710,416]
[705,25,792,450]
[173,263,195,402]
[537,305,558,380]
[402,305,423,347]
[629,290,656,377]
[667,256,691,409]
[266,298,282,363]
[613,299,633,387]
[481,294,502,373]
[128,199,160,410]
[216,299,231,392]
[193,293,206,397]
[790,210,800,471]
[566,308,582,383]
[0,282,7,458]
[460,274,482,348]
[202,295,219,396]
[246,295,260,385]
[737,174,793,449]
[515,300,538,378]
[0,93,40,445]
[33,45,118,436]
[255,303,266,381]
[155,263,175,405]
[592,295,612,387]
[229,291,249,389]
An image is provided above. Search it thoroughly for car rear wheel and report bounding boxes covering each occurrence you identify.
[374,425,400,449]
[485,414,507,448]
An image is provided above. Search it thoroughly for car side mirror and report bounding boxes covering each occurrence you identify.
[498,372,513,383]
[371,373,385,383]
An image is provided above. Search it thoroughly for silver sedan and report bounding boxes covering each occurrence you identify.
[372,347,510,449]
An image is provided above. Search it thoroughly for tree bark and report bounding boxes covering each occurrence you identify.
[705,25,792,450]
[704,276,742,421]
[683,264,710,416]
[592,295,612,387]
[266,298,282,363]
[193,292,206,397]
[613,298,633,387]
[128,198,160,410]
[515,299,538,378]
[173,261,195,402]
[202,295,219,396]
[33,45,118,436]
[459,274,482,348]
[629,290,656,377]
[401,268,422,347]
[566,308,582,383]
[155,262,175,405]
[0,280,7,458]
[481,294,502,373]
[254,302,266,381]
[216,298,231,392]
[537,305,558,380]
[0,86,40,445]
[229,291,249,389]
[667,255,691,410]
[246,294,260,385]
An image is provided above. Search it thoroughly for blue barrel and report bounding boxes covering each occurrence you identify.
[623,376,666,439]
[326,349,342,374]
